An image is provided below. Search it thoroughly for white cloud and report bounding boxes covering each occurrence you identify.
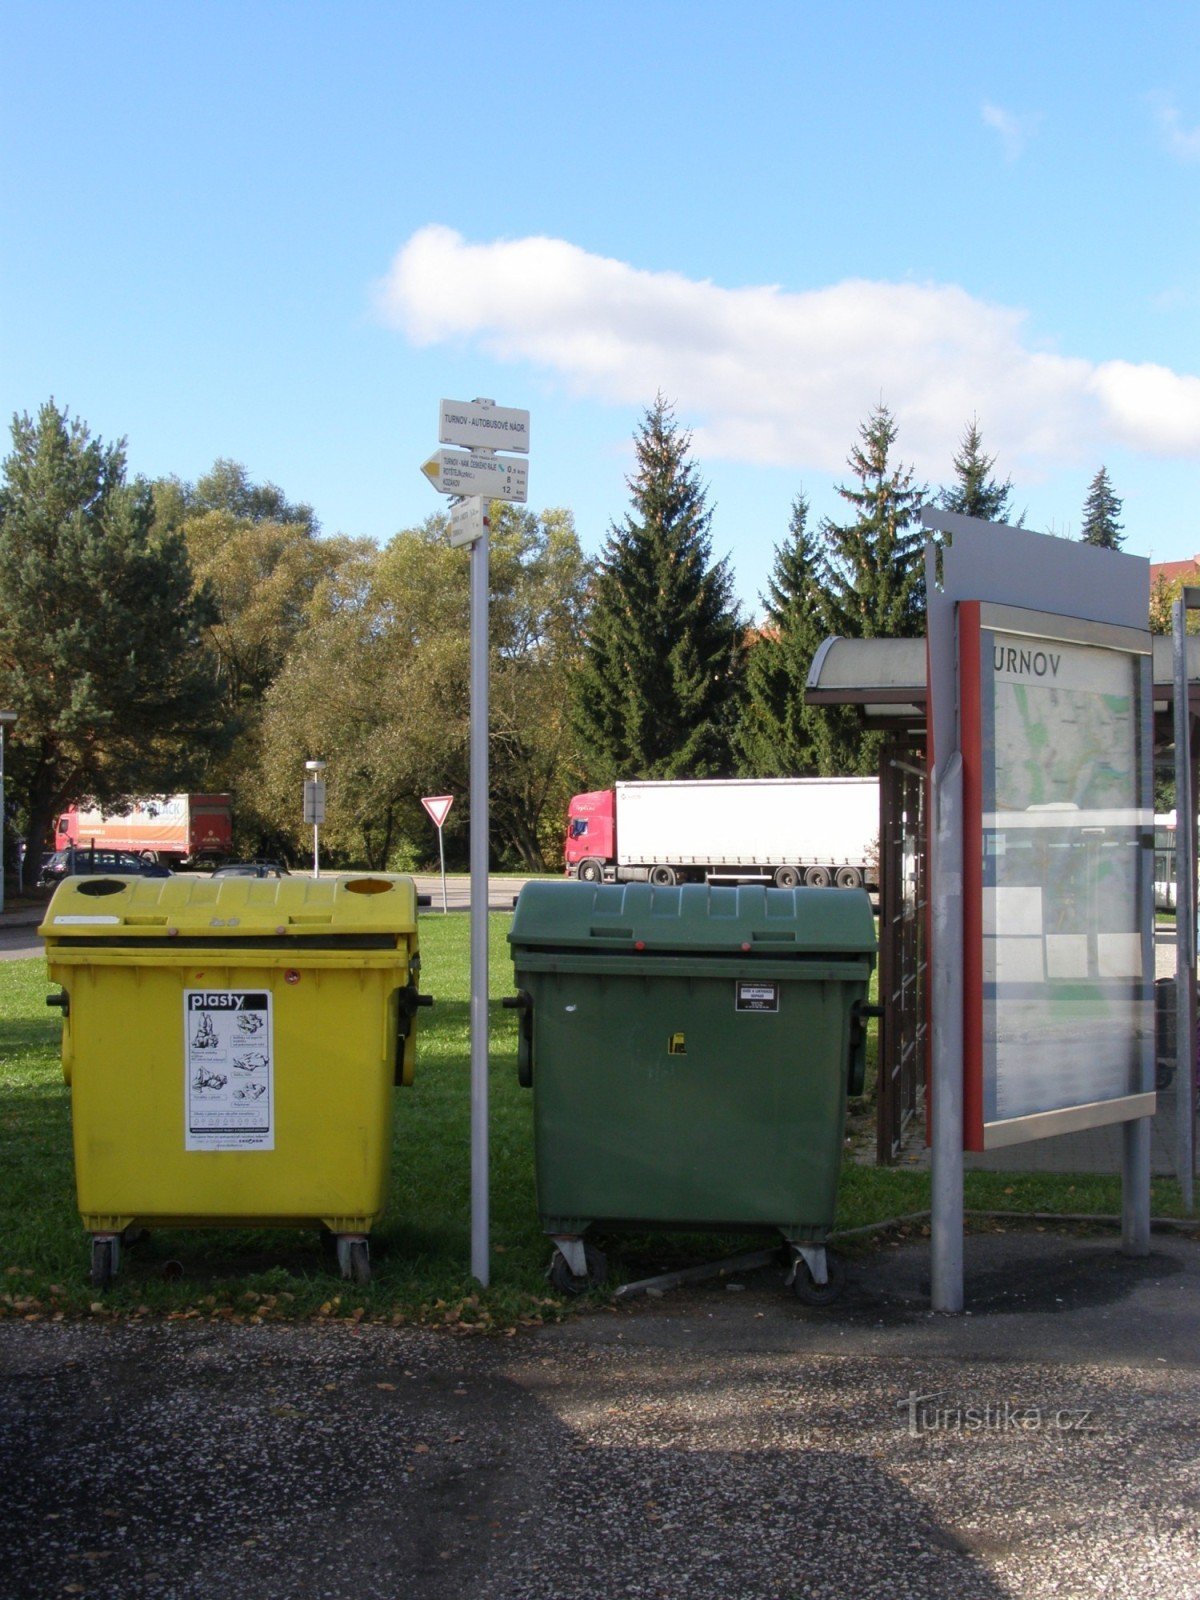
[1150,92,1200,162]
[375,226,1200,475]
[981,101,1041,161]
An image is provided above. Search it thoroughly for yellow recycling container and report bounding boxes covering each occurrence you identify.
[41,872,430,1289]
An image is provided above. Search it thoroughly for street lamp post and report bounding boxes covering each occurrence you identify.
[0,712,15,915]
[303,759,327,879]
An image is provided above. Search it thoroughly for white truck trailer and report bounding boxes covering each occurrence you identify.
[564,777,879,888]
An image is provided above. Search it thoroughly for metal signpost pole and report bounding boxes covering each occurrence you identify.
[469,527,491,1284]
[1173,594,1196,1211]
[437,824,448,913]
[422,398,529,1288]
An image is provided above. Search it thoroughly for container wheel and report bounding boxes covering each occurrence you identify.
[548,1242,608,1296]
[90,1237,117,1292]
[348,1241,371,1286]
[774,865,801,889]
[804,865,832,889]
[791,1249,846,1306]
[834,865,863,890]
[577,859,604,883]
[648,865,677,888]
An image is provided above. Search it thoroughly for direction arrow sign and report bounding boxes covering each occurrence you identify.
[440,399,530,454]
[421,449,528,503]
[449,496,489,549]
[421,794,454,828]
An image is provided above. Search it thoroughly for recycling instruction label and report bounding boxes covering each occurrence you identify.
[184,989,274,1151]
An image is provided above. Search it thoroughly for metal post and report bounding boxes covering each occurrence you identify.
[930,753,964,1313]
[437,824,448,913]
[304,759,326,882]
[1173,595,1196,1211]
[0,716,7,916]
[469,523,490,1286]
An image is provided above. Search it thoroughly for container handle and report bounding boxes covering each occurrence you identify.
[394,985,434,1085]
[503,991,534,1088]
[847,1000,883,1097]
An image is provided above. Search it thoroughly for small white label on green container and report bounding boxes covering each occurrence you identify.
[735,981,780,1013]
[184,989,274,1151]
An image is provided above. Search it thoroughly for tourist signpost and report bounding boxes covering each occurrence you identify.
[420,397,531,1286]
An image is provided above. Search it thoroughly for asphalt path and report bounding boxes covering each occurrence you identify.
[2,1229,1198,1599]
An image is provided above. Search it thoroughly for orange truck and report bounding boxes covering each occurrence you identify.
[54,794,232,867]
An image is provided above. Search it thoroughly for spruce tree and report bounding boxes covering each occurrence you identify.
[1080,466,1125,549]
[736,493,857,775]
[939,416,1020,524]
[573,397,744,780]
[819,404,928,638]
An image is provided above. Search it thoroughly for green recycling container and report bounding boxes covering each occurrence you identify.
[507,881,877,1301]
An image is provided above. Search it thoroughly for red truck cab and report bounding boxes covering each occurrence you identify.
[564,790,615,879]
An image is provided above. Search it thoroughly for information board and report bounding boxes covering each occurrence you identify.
[959,602,1155,1149]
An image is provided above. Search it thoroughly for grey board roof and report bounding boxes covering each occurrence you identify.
[804,633,1200,730]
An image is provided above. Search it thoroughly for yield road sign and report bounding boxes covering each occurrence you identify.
[421,795,454,829]
[421,449,528,503]
[439,399,530,454]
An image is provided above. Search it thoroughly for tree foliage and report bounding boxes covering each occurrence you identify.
[735,493,857,775]
[818,404,928,639]
[158,458,318,533]
[939,416,1021,524]
[1150,570,1200,635]
[0,401,227,861]
[256,507,588,871]
[572,397,744,781]
[1080,466,1125,550]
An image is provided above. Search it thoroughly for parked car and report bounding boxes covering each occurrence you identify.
[38,847,173,887]
[210,860,290,878]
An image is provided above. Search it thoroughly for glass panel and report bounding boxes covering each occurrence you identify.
[981,631,1150,1123]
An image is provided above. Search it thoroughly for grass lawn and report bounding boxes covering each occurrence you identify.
[0,911,1191,1329]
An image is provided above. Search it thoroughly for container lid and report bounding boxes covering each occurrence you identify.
[508,881,876,956]
[39,873,419,941]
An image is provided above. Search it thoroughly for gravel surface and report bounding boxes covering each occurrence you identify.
[2,1230,1199,1599]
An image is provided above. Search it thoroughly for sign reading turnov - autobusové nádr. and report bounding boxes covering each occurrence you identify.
[439,399,530,454]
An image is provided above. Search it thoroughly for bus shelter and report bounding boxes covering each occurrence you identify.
[806,627,1200,1169]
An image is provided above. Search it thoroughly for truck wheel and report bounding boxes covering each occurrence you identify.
[834,866,862,890]
[804,865,832,888]
[774,865,801,889]
[649,865,677,887]
[577,859,604,883]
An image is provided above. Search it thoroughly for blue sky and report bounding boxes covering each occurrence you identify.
[3,1,1199,613]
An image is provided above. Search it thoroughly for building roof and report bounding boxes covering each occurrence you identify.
[1150,556,1200,589]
